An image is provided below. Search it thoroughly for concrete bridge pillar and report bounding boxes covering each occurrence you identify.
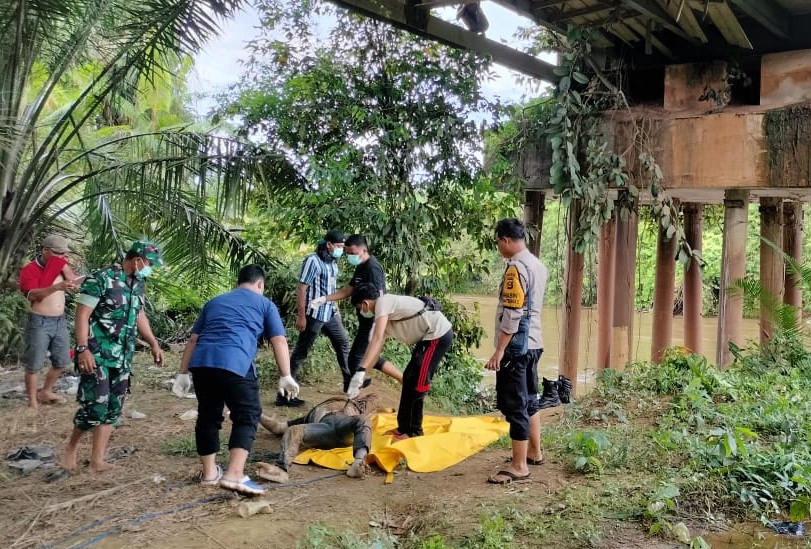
[759,197,784,343]
[717,189,749,369]
[782,201,803,320]
[597,216,616,370]
[524,190,545,258]
[611,197,638,368]
[560,199,584,396]
[651,201,679,363]
[682,203,704,354]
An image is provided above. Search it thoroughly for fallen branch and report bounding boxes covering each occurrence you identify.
[43,476,153,513]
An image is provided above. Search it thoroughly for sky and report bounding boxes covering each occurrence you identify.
[187,1,555,117]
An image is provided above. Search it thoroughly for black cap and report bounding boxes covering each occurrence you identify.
[324,230,345,244]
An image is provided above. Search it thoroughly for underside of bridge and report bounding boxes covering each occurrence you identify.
[332,0,811,393]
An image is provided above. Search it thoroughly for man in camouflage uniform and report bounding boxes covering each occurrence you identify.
[256,394,378,481]
[60,241,164,473]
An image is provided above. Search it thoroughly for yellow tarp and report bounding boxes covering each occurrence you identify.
[293,412,509,473]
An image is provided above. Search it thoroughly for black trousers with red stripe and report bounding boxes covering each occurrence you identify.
[397,329,454,437]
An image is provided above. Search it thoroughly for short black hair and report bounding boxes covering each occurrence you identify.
[351,282,380,306]
[495,218,526,241]
[345,234,367,248]
[238,264,266,285]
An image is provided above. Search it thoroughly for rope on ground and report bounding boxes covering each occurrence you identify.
[44,471,345,549]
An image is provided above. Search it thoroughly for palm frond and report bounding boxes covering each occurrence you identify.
[32,132,297,285]
[0,0,248,277]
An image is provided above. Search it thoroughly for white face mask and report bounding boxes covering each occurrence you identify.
[359,302,374,318]
[134,259,153,279]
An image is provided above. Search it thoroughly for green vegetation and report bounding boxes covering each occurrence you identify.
[0,291,29,362]
[290,332,811,548]
[5,4,811,548]
[223,0,517,295]
[0,0,284,291]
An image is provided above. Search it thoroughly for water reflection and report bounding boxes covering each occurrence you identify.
[702,522,806,549]
[453,294,763,391]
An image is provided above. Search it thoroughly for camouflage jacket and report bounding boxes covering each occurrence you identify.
[76,264,145,372]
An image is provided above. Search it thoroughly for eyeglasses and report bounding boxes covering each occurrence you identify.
[46,248,66,256]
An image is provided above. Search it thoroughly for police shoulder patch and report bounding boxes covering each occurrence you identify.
[500,264,525,309]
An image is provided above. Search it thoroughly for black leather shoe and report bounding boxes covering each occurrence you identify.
[275,394,306,407]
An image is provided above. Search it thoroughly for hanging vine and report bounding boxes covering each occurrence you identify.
[526,26,699,267]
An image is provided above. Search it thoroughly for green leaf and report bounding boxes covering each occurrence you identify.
[654,483,680,500]
[790,497,811,521]
[572,71,589,84]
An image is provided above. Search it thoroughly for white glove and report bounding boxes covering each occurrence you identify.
[171,373,192,398]
[278,375,300,399]
[308,296,327,310]
[346,371,366,398]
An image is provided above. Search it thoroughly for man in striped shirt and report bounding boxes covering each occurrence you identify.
[280,230,351,407]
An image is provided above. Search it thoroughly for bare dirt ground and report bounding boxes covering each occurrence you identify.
[0,351,678,549]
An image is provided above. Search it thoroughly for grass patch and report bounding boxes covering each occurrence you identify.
[162,434,198,457]
[298,522,399,549]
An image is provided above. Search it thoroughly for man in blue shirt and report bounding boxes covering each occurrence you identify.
[174,264,299,497]
[283,230,351,406]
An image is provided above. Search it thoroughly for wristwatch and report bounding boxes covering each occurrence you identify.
[74,345,88,354]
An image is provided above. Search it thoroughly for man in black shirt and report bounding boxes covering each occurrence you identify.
[309,234,401,389]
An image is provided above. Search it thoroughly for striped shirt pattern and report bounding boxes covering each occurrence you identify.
[299,253,338,322]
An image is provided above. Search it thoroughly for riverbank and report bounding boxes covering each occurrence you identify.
[2,338,804,549]
[0,349,680,549]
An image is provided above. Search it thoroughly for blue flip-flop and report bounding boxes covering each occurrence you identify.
[219,475,266,496]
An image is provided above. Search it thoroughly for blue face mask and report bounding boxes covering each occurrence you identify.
[135,263,153,280]
[331,247,344,259]
[347,254,362,266]
[359,308,374,319]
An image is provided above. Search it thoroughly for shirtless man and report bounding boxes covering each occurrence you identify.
[19,234,81,408]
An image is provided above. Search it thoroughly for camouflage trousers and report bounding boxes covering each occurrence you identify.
[73,365,130,430]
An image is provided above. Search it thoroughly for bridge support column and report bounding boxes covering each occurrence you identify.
[683,203,704,354]
[717,190,748,369]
